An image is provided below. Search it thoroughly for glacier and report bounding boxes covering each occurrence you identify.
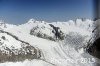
[0,19,99,66]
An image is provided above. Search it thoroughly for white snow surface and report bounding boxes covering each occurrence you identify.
[0,59,54,66]
[0,19,98,66]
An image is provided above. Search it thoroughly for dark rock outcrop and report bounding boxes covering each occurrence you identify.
[30,24,65,41]
[49,24,64,40]
[87,38,100,59]
[0,30,41,62]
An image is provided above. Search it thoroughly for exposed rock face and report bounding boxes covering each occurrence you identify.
[49,24,64,40]
[86,19,100,59]
[30,23,65,41]
[87,37,100,59]
[0,30,41,62]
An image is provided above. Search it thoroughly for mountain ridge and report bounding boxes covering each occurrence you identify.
[0,18,96,66]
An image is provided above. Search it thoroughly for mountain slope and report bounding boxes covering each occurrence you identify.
[0,29,41,62]
[0,19,98,66]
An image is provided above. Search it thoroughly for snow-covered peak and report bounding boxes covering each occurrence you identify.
[67,19,93,28]
[0,20,7,29]
[13,19,94,40]
[27,18,36,23]
[0,20,17,30]
[27,18,46,24]
[0,18,97,66]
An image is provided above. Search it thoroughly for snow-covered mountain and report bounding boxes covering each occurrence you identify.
[0,19,99,66]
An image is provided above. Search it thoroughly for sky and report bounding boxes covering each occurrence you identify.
[0,0,94,24]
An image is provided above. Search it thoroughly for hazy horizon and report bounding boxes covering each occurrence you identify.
[0,0,94,24]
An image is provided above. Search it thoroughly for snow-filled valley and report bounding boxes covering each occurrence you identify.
[0,19,99,66]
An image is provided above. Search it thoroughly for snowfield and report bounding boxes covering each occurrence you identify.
[0,59,54,66]
[0,19,99,66]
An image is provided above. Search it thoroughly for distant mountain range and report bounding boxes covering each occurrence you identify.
[0,19,97,66]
